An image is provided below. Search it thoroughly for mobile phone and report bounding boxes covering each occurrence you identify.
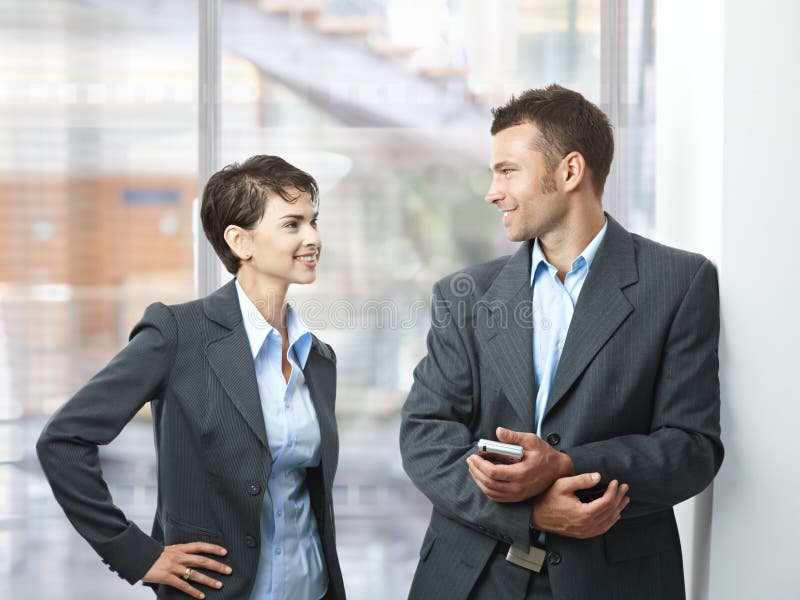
[476,439,524,463]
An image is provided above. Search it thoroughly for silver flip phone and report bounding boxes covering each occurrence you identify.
[476,439,524,463]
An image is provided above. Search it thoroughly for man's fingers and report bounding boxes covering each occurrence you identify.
[467,458,521,501]
[615,483,629,506]
[467,457,498,490]
[577,480,619,525]
[495,427,520,445]
[469,466,503,499]
[496,427,539,449]
[602,479,619,498]
[468,458,509,493]
[557,472,602,492]
[469,454,512,482]
[593,479,619,512]
[589,481,630,534]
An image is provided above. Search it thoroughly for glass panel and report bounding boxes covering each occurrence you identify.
[1,1,198,597]
[220,1,602,598]
[623,0,656,235]
[2,1,656,597]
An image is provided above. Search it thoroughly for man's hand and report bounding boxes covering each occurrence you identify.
[466,427,574,502]
[531,473,630,539]
[142,542,232,599]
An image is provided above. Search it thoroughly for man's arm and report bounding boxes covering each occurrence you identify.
[466,430,631,539]
[399,282,532,550]
[562,258,723,509]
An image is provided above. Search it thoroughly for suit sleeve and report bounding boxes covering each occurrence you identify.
[36,302,177,584]
[564,258,724,509]
[400,282,532,550]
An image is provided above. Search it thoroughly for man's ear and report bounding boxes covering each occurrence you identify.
[562,151,587,192]
[224,225,252,261]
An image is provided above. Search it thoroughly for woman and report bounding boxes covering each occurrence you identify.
[37,155,345,599]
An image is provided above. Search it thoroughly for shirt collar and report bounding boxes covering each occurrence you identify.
[234,279,312,368]
[530,218,608,284]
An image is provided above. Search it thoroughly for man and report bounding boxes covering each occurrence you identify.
[399,84,722,599]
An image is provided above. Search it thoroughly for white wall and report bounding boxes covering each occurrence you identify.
[711,1,800,597]
[657,1,800,598]
[655,2,723,598]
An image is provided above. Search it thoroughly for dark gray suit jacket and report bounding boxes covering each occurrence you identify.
[37,280,345,599]
[400,215,722,600]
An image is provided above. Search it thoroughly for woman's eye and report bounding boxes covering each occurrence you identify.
[311,220,318,228]
[284,222,298,229]
[503,169,513,176]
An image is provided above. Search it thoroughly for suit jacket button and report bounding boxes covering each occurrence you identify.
[547,551,561,566]
[546,433,561,446]
[247,482,261,495]
[245,535,258,548]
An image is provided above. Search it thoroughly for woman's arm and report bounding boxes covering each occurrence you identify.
[36,302,177,584]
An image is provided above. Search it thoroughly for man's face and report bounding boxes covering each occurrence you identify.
[485,122,563,242]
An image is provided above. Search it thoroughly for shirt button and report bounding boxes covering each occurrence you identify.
[247,482,261,495]
[245,535,257,548]
[547,551,562,566]
[275,547,282,555]
[277,509,283,517]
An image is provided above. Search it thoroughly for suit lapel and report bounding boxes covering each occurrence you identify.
[203,280,271,453]
[476,242,537,428]
[304,337,337,488]
[543,215,638,419]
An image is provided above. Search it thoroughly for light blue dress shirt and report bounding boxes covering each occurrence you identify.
[235,280,328,600]
[531,220,608,436]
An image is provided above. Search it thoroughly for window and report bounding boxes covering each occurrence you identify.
[2,1,656,597]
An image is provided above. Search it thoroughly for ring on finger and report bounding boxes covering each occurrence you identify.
[183,567,193,581]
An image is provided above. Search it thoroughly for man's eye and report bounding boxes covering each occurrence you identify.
[503,169,513,176]
[311,220,318,228]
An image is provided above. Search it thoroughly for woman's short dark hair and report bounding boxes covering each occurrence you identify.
[490,84,614,195]
[200,155,319,274]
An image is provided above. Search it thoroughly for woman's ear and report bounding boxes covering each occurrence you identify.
[224,225,252,261]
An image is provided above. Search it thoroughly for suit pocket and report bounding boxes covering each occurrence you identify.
[164,512,222,542]
[409,518,494,600]
[419,526,436,560]
[603,511,675,563]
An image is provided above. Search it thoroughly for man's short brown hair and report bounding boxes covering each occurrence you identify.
[200,155,319,275]
[490,84,614,195]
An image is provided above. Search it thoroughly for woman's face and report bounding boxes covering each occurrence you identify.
[237,188,321,288]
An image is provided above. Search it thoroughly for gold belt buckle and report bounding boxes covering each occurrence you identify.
[506,544,547,572]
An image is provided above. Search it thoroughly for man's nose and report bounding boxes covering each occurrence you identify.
[485,182,505,204]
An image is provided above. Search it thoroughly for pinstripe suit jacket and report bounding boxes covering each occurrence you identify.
[36,279,345,599]
[400,215,723,600]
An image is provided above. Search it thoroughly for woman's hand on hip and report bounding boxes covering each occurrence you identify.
[142,542,232,599]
